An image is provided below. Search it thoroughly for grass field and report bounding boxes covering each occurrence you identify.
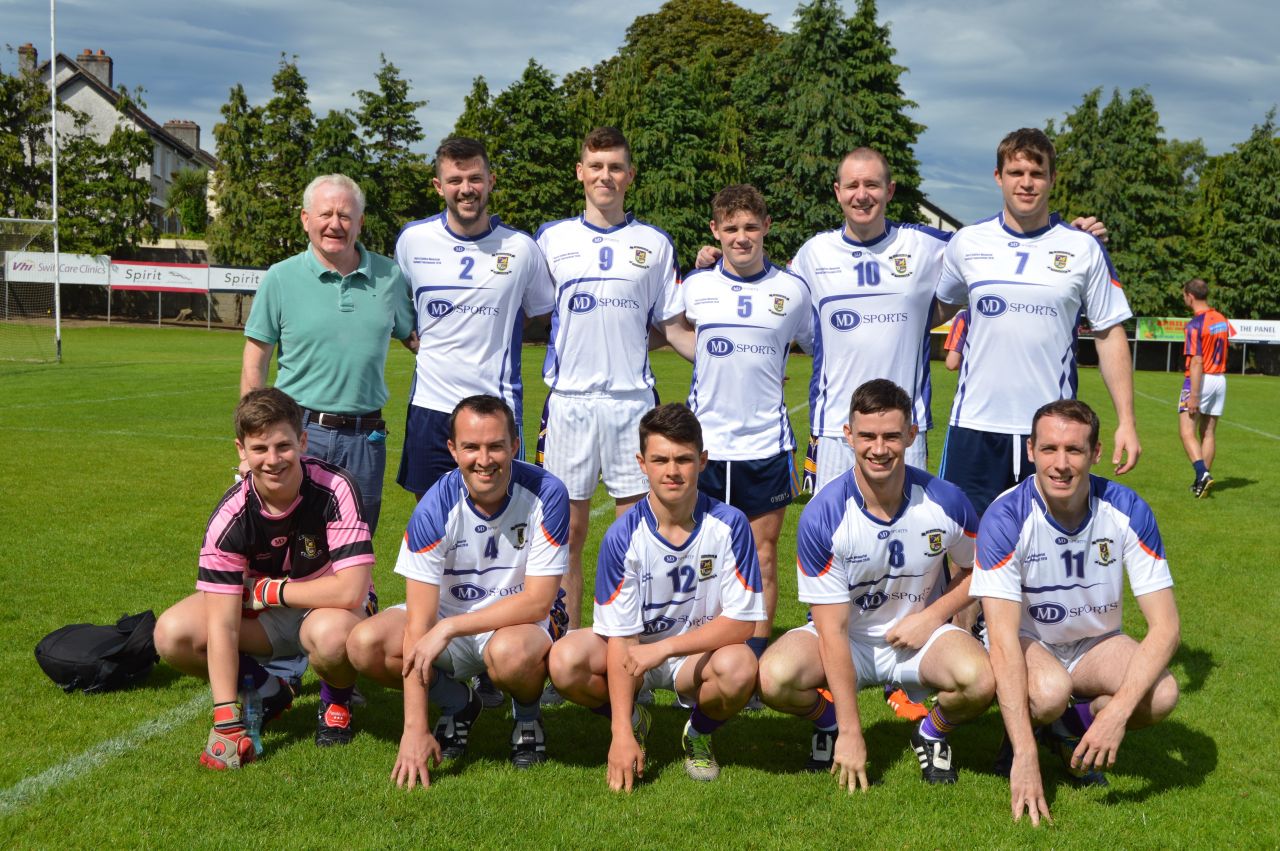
[1,324,1277,848]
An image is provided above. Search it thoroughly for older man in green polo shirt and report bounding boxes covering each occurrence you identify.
[242,173,416,535]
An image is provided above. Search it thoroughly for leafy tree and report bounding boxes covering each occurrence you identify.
[257,56,315,261]
[452,75,498,143]
[0,52,52,220]
[207,83,267,265]
[163,167,209,236]
[617,0,780,88]
[1192,112,1280,318]
[1048,87,1199,314]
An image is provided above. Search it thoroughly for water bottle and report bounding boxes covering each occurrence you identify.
[240,674,264,756]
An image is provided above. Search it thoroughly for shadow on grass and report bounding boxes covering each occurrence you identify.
[1171,643,1215,694]
[1204,476,1253,493]
[1097,720,1216,803]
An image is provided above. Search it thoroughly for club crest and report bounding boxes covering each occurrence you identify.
[699,556,716,580]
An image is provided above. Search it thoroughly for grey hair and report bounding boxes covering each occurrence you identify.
[302,174,366,215]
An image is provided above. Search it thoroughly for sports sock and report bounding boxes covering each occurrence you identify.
[428,672,470,716]
[1193,460,1208,478]
[238,653,269,690]
[590,702,612,719]
[804,693,837,731]
[689,705,725,736]
[746,636,769,659]
[512,697,541,722]
[918,705,957,741]
[1056,700,1094,737]
[319,681,354,707]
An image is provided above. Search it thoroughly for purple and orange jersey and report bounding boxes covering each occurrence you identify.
[1184,308,1235,376]
[944,309,969,353]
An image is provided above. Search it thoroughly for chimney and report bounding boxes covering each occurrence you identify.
[77,48,113,88]
[164,120,201,152]
[18,43,37,75]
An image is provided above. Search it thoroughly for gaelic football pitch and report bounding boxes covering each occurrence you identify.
[1,325,1275,847]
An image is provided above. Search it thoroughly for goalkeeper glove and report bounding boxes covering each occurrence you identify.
[245,577,288,610]
[200,702,256,770]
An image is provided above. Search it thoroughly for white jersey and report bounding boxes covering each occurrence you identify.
[681,260,811,460]
[796,466,978,643]
[396,213,555,423]
[593,493,765,641]
[394,460,569,621]
[971,474,1172,645]
[936,213,1132,434]
[536,214,682,394]
[791,222,951,438]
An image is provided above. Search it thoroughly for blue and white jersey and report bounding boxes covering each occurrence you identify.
[971,475,1172,645]
[681,260,811,460]
[593,493,765,642]
[536,214,682,394]
[797,466,977,642]
[935,213,1132,435]
[791,222,951,439]
[394,460,569,620]
[395,213,555,423]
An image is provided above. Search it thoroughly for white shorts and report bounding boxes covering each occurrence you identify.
[793,621,963,702]
[389,603,551,680]
[1200,373,1227,417]
[543,390,652,500]
[1028,630,1120,674]
[812,434,928,494]
[252,592,374,659]
[640,652,695,702]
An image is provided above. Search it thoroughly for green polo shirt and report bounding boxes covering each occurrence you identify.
[245,243,415,413]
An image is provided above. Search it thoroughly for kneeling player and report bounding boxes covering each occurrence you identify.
[346,395,569,787]
[549,404,764,789]
[155,388,376,769]
[759,380,994,789]
[974,399,1180,825]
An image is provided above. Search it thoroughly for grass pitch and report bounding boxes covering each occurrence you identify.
[1,325,1276,847]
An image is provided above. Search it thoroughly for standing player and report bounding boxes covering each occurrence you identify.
[548,404,764,788]
[345,396,569,785]
[973,399,1180,825]
[395,137,554,499]
[665,185,809,661]
[1178,277,1234,497]
[535,127,685,631]
[935,128,1140,517]
[944,308,969,371]
[155,388,377,767]
[759,380,993,789]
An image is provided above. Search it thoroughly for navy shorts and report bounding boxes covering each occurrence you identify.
[397,405,455,496]
[698,451,799,518]
[938,424,1033,516]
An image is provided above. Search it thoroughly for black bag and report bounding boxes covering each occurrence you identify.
[34,610,159,694]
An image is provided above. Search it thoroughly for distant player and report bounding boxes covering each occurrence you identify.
[535,127,685,632]
[155,388,376,768]
[664,184,809,661]
[1178,277,1234,497]
[345,396,569,786]
[973,399,1180,825]
[944,308,969,371]
[395,137,554,498]
[935,128,1139,517]
[549,404,764,789]
[759,380,993,789]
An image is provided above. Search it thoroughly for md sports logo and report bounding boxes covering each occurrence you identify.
[1029,602,1067,624]
[427,299,455,318]
[569,293,597,314]
[830,309,861,331]
[643,616,676,635]
[855,591,888,611]
[976,295,1008,317]
[705,336,734,357]
[451,583,488,602]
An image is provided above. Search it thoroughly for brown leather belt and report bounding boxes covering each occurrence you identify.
[304,408,385,431]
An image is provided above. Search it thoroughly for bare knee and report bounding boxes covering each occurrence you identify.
[154,606,204,667]
[488,629,547,683]
[1141,671,1180,726]
[758,646,803,703]
[952,653,996,706]
[708,646,758,698]
[1027,666,1072,725]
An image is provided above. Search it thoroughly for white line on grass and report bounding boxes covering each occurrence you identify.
[0,693,205,817]
[1135,388,1279,440]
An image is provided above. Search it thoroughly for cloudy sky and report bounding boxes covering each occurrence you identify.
[4,0,1277,224]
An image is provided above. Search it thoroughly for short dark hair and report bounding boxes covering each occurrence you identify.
[835,147,893,185]
[1183,277,1209,300]
[235,388,303,442]
[711,184,768,223]
[848,379,911,423]
[996,127,1056,177]
[1031,399,1100,448]
[450,394,517,442]
[639,403,703,454]
[582,126,630,165]
[435,137,489,175]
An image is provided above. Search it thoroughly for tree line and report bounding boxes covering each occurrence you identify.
[2,0,1277,317]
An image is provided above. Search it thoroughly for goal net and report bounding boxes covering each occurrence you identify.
[0,218,58,364]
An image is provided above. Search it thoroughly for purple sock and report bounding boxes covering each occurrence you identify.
[590,702,612,719]
[918,705,956,741]
[238,653,269,689]
[320,681,354,706]
[1060,700,1094,737]
[689,706,725,736]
